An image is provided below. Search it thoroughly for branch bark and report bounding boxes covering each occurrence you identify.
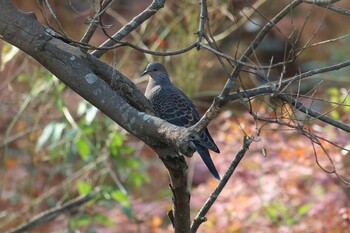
[0,0,197,154]
[0,1,191,231]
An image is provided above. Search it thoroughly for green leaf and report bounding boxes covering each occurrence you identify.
[111,132,124,147]
[297,203,312,216]
[77,181,92,195]
[129,172,149,187]
[327,87,339,96]
[122,145,134,154]
[110,132,124,156]
[330,110,340,120]
[70,213,91,228]
[126,158,139,169]
[94,214,113,226]
[18,74,30,83]
[111,190,129,207]
[265,205,278,222]
[76,136,91,161]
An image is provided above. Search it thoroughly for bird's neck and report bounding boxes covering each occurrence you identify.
[149,74,172,86]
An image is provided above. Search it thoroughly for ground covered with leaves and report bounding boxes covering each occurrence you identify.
[1,74,349,232]
[1,0,350,231]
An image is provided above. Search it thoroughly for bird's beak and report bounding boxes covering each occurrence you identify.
[140,69,149,77]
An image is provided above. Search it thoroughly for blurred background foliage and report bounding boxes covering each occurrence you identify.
[1,0,350,232]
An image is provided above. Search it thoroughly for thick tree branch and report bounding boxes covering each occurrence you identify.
[0,0,200,155]
[0,2,192,231]
[158,148,191,233]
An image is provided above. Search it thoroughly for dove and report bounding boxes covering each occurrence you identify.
[141,62,220,179]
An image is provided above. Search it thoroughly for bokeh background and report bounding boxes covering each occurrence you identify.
[1,0,350,232]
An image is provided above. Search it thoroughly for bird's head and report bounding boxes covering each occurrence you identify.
[140,62,170,82]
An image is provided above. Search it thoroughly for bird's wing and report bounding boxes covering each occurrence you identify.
[155,87,200,127]
[153,86,219,153]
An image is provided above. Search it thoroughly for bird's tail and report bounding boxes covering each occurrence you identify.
[194,144,220,180]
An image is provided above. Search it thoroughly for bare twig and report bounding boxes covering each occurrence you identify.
[197,0,208,49]
[5,192,97,233]
[193,0,304,135]
[95,40,197,56]
[296,33,350,52]
[278,94,350,132]
[0,127,39,148]
[303,0,340,4]
[43,0,69,38]
[323,4,350,16]
[280,60,350,87]
[190,136,253,232]
[218,83,350,133]
[212,0,267,42]
[92,0,165,57]
[221,0,303,97]
[80,0,116,44]
[303,0,350,15]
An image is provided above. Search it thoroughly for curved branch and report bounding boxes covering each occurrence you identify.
[0,0,198,153]
[82,40,197,56]
[0,3,194,232]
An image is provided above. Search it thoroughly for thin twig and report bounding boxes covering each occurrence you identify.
[80,0,116,44]
[322,4,350,16]
[91,0,165,58]
[223,84,350,133]
[44,0,69,38]
[280,60,350,87]
[303,0,340,4]
[190,136,253,232]
[197,0,208,49]
[278,94,350,132]
[92,40,197,56]
[46,28,197,56]
[221,0,303,97]
[303,0,350,15]
[5,192,97,233]
[295,33,350,52]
